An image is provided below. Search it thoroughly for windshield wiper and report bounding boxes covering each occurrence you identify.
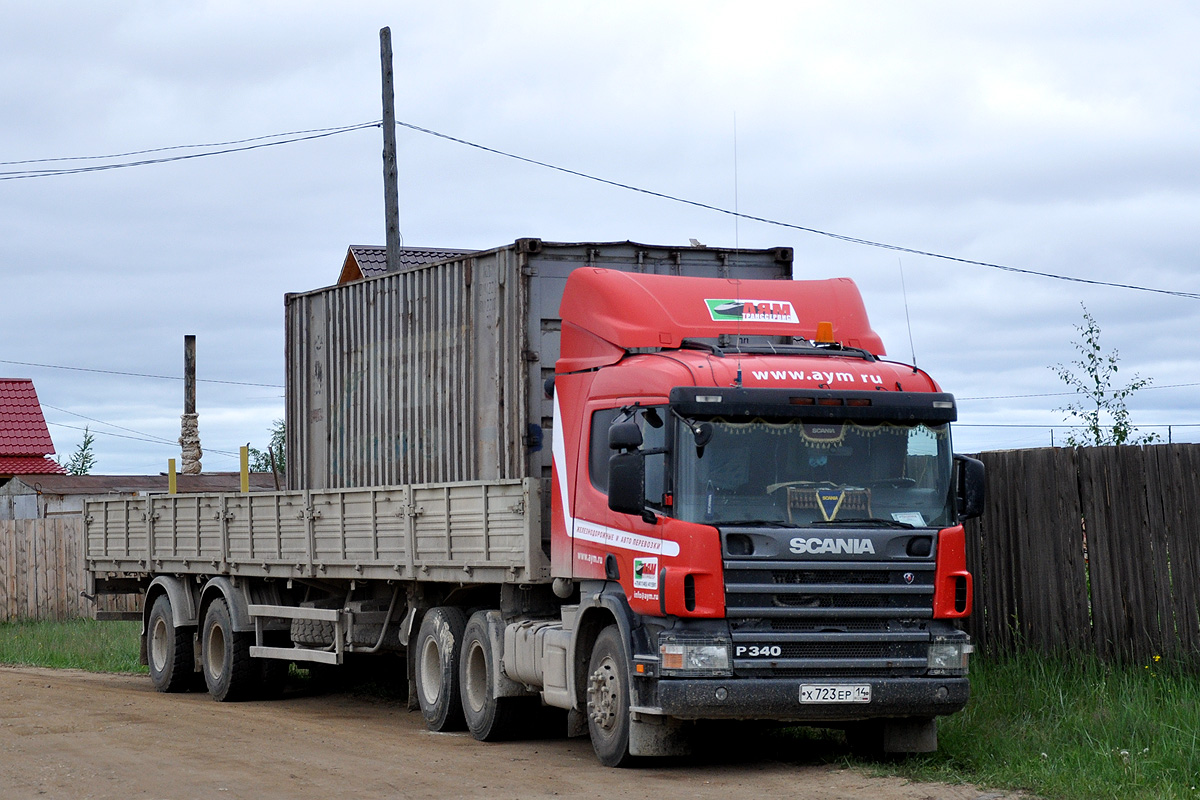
[717,519,795,529]
[810,518,916,529]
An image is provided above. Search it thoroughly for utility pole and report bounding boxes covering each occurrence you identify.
[180,334,202,474]
[380,26,401,274]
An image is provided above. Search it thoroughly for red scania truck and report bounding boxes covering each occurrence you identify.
[85,240,983,766]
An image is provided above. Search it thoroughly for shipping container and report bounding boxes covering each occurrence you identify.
[285,239,793,494]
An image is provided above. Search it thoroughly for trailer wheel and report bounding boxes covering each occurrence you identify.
[414,606,467,731]
[201,598,255,702]
[586,625,633,767]
[460,611,522,741]
[147,595,195,693]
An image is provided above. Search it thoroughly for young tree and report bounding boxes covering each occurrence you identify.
[63,427,98,475]
[248,419,286,475]
[1052,305,1159,446]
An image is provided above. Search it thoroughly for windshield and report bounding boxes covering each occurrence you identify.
[674,417,956,529]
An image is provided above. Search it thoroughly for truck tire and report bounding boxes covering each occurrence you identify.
[460,611,521,741]
[586,625,633,767]
[201,598,256,702]
[414,606,467,731]
[147,594,195,693]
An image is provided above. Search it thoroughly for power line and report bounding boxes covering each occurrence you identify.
[0,121,379,181]
[396,121,1200,301]
[4,117,1197,301]
[49,420,240,457]
[0,358,283,388]
[959,381,1200,401]
[958,422,1200,429]
[42,403,181,448]
[0,123,380,166]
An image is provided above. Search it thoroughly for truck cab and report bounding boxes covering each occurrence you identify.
[549,268,984,763]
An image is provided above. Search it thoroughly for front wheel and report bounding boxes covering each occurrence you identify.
[414,606,467,731]
[147,594,195,693]
[586,625,633,767]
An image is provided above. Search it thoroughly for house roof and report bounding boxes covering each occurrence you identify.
[1,472,277,496]
[0,378,57,456]
[0,456,66,476]
[337,246,476,284]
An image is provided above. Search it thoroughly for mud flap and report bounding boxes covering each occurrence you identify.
[883,717,938,753]
[628,713,691,757]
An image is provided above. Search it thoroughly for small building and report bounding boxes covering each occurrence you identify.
[0,472,279,520]
[0,378,65,484]
[337,245,475,284]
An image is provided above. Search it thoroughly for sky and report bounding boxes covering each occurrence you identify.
[2,1,1199,474]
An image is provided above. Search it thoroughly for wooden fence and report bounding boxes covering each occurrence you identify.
[964,444,1200,666]
[4,445,1199,661]
[0,517,139,622]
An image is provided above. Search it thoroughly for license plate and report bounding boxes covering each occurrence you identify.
[800,684,871,703]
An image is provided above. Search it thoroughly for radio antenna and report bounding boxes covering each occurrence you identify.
[732,111,743,387]
[898,257,918,369]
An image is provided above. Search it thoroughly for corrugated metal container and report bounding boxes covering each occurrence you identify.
[285,239,793,494]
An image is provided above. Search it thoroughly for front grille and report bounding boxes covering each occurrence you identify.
[725,559,934,619]
[724,545,937,677]
[770,569,890,585]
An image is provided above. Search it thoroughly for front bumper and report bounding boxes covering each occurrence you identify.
[654,676,969,721]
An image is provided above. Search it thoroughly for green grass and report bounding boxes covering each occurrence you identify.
[0,619,146,673]
[864,652,1200,800]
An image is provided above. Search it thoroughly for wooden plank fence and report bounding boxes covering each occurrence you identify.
[4,443,1200,663]
[965,443,1200,666]
[0,517,139,622]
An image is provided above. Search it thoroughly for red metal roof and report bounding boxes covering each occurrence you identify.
[0,378,57,455]
[0,455,66,475]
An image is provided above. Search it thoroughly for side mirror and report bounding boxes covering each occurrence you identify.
[954,455,986,521]
[608,451,648,519]
[609,421,643,451]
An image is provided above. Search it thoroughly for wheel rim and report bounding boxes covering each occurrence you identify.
[463,640,487,714]
[587,654,621,732]
[419,635,442,705]
[150,616,169,673]
[205,621,226,681]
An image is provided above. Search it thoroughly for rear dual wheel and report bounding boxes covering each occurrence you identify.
[147,595,196,693]
[460,611,526,741]
[415,606,468,731]
[201,598,258,702]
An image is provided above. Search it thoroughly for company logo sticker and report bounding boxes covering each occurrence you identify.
[705,299,800,324]
[633,557,659,590]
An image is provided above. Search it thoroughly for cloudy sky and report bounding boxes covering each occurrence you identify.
[2,2,1198,474]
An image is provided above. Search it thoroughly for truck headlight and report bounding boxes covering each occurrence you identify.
[659,637,732,677]
[927,636,973,676]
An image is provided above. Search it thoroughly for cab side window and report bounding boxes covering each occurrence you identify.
[588,407,667,509]
[589,408,621,492]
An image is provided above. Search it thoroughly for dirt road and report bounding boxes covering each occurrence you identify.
[0,665,1024,800]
